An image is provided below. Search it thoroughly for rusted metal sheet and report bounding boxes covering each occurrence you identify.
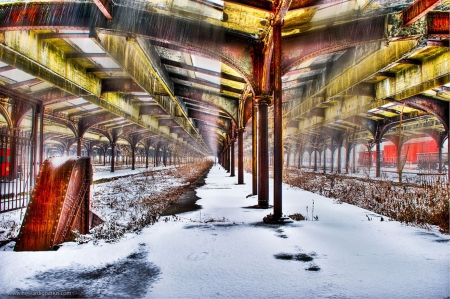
[402,0,441,26]
[427,11,450,38]
[15,157,93,251]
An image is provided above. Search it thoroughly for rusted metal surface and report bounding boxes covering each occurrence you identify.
[282,15,387,73]
[237,129,244,184]
[15,157,93,251]
[230,139,236,177]
[273,23,283,218]
[256,95,271,207]
[402,0,441,26]
[427,11,450,38]
[252,103,258,195]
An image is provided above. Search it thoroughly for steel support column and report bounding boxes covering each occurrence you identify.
[338,142,343,173]
[230,139,236,177]
[256,95,270,207]
[238,129,244,184]
[110,142,115,172]
[131,146,136,170]
[376,140,381,177]
[77,137,82,157]
[273,23,283,219]
[252,103,258,195]
[314,149,318,171]
[323,148,327,174]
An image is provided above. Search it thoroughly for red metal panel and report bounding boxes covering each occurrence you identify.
[15,157,93,251]
[403,0,442,26]
[427,11,450,38]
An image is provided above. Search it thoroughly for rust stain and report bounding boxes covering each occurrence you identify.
[14,157,93,251]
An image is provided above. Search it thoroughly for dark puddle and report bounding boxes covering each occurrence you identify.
[161,169,209,216]
[15,249,160,298]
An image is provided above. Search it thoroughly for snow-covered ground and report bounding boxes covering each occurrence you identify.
[0,165,449,299]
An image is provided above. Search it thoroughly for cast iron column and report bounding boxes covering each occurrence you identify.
[323,147,327,174]
[272,22,283,219]
[252,102,258,195]
[256,95,270,207]
[238,128,244,184]
[110,142,115,172]
[337,143,342,173]
[77,137,82,157]
[131,146,135,170]
[376,140,381,177]
[230,139,236,177]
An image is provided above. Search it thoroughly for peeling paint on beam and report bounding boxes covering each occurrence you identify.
[403,0,442,26]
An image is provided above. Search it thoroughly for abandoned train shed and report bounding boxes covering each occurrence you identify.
[0,0,449,220]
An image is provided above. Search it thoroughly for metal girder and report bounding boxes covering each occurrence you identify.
[284,40,419,123]
[139,105,167,116]
[401,95,449,131]
[106,6,255,83]
[93,33,209,154]
[170,73,243,95]
[160,58,246,84]
[189,109,231,132]
[7,78,42,89]
[68,108,103,118]
[402,0,442,26]
[32,88,78,105]
[93,0,112,20]
[175,85,238,123]
[78,112,119,137]
[224,0,272,11]
[53,102,93,113]
[66,53,109,59]
[101,78,144,93]
[282,15,387,73]
[158,118,179,127]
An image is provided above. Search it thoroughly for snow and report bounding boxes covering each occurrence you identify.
[0,165,449,298]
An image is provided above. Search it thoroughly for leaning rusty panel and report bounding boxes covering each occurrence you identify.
[14,157,92,251]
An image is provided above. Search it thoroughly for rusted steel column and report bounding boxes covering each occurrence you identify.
[448,133,450,181]
[352,144,356,173]
[376,140,381,177]
[438,144,442,173]
[76,137,82,157]
[252,102,258,195]
[273,22,283,219]
[256,95,270,207]
[131,146,136,170]
[230,139,236,177]
[330,139,334,173]
[110,143,115,172]
[314,149,318,171]
[337,144,342,173]
[237,128,244,184]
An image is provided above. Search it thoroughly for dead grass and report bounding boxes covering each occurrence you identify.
[284,169,449,234]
